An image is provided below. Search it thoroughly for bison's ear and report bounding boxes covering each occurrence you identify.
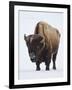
[24,34,27,41]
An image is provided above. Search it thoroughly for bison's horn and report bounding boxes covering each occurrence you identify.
[24,34,27,40]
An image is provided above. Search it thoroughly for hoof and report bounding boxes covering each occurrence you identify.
[46,67,49,71]
[53,67,56,70]
[36,68,40,71]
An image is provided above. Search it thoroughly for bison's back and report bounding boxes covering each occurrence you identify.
[34,21,60,53]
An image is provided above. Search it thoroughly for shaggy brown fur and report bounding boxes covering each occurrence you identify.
[34,21,61,70]
[24,21,61,71]
[34,21,60,54]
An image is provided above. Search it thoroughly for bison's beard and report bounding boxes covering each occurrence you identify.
[31,58,36,62]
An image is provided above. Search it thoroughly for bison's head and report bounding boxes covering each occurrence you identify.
[24,34,45,62]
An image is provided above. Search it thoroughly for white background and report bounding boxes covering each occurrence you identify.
[0,0,72,90]
[18,9,65,80]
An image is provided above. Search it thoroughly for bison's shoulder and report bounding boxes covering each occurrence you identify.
[34,21,61,53]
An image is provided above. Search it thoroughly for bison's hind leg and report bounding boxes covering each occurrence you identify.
[52,52,57,70]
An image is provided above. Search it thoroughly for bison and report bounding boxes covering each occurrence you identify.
[24,21,61,71]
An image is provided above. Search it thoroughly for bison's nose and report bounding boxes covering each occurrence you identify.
[31,58,36,62]
[30,52,35,58]
[31,56,35,59]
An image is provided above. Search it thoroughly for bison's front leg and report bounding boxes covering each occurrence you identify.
[36,61,40,71]
[45,55,51,70]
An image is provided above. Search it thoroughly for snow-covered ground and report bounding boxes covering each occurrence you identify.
[19,69,63,80]
[18,61,64,80]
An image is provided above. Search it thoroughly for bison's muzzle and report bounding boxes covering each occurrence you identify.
[29,52,36,62]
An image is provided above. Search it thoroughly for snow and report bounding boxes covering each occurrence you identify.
[18,61,64,80]
[19,69,63,80]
